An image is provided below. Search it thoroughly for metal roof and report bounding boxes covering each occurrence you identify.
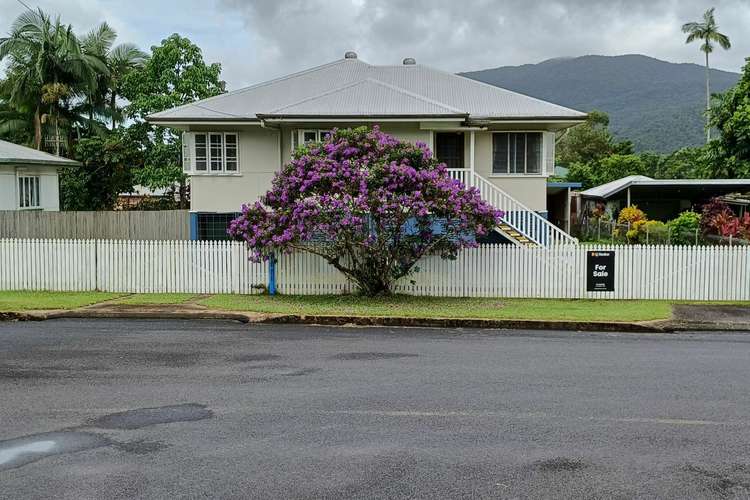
[0,139,80,166]
[149,57,587,122]
[581,175,750,199]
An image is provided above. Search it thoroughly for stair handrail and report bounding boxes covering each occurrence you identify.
[448,169,578,246]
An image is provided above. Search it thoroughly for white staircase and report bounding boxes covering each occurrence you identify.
[448,169,578,247]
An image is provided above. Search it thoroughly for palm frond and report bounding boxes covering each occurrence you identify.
[110,43,148,67]
[81,22,116,56]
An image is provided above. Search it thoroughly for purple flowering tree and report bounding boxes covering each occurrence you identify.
[229,126,501,296]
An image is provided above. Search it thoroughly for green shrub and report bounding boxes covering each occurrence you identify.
[667,211,702,245]
[636,220,668,243]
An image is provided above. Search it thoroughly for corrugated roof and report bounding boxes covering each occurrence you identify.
[581,175,750,199]
[264,78,466,117]
[0,139,80,166]
[149,57,587,122]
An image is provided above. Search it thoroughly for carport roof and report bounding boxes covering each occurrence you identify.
[580,176,750,199]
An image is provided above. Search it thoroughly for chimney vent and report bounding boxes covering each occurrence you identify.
[344,51,358,59]
[402,57,416,65]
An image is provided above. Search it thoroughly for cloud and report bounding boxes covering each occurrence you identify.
[1,0,748,91]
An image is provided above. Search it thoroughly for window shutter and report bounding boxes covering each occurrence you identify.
[182,132,193,173]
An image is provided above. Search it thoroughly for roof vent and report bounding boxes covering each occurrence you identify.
[344,51,358,59]
[402,57,416,65]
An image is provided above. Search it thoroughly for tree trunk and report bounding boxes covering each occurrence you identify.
[705,50,711,143]
[111,92,117,130]
[33,105,42,150]
[88,95,94,134]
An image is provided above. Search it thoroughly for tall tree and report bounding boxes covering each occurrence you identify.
[701,57,750,179]
[682,7,731,143]
[556,110,633,167]
[121,34,224,206]
[0,8,106,150]
[80,22,147,130]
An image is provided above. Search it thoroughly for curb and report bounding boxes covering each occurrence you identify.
[0,308,674,333]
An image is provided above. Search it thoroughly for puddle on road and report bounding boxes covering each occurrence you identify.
[91,403,213,430]
[331,352,419,361]
[0,432,110,471]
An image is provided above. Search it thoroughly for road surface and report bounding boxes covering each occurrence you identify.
[2,319,750,499]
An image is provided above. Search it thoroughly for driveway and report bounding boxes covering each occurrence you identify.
[2,320,750,499]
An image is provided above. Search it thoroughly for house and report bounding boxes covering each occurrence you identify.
[580,175,750,221]
[148,52,586,245]
[0,139,79,211]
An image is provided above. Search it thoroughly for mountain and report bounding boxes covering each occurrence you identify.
[460,54,740,153]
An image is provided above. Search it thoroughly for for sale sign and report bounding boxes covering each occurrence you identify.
[587,251,615,292]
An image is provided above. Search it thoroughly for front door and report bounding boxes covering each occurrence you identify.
[434,132,465,170]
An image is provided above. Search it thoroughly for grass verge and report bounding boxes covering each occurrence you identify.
[0,291,123,311]
[199,294,676,322]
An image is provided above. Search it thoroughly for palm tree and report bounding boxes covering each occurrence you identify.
[81,22,147,130]
[0,9,106,150]
[682,7,731,142]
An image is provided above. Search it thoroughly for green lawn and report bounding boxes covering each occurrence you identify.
[0,291,122,311]
[2,291,746,323]
[199,294,675,322]
[112,293,199,305]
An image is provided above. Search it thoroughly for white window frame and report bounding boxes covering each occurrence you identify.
[291,129,330,152]
[182,132,239,175]
[490,131,545,177]
[17,174,41,209]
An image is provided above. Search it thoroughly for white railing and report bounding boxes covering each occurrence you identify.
[2,239,749,300]
[448,169,577,246]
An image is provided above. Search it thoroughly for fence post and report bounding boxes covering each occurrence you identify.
[268,254,277,295]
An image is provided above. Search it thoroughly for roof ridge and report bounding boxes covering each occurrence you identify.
[361,77,466,113]
[151,58,369,118]
[267,77,466,115]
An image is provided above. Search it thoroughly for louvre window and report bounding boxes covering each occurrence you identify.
[492,132,542,175]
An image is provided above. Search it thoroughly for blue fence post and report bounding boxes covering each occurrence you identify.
[268,254,277,295]
[189,212,199,240]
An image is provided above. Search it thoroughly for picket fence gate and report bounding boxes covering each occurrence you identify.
[1,238,749,300]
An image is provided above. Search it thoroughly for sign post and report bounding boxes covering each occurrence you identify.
[586,250,615,292]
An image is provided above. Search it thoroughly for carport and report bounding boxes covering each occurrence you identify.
[580,175,750,220]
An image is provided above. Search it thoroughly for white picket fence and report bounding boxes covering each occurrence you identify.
[1,238,749,300]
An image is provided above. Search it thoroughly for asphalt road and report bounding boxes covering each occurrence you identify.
[2,320,750,499]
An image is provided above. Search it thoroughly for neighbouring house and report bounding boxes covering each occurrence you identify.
[580,175,750,221]
[148,52,586,245]
[0,139,80,212]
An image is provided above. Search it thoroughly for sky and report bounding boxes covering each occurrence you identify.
[1,0,748,90]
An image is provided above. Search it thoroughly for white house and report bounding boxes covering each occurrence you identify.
[0,139,79,212]
[149,52,586,244]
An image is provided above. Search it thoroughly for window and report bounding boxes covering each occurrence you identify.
[185,132,238,173]
[209,133,223,171]
[435,132,464,169]
[18,175,41,209]
[225,134,238,171]
[195,133,207,171]
[293,129,329,151]
[492,132,543,175]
